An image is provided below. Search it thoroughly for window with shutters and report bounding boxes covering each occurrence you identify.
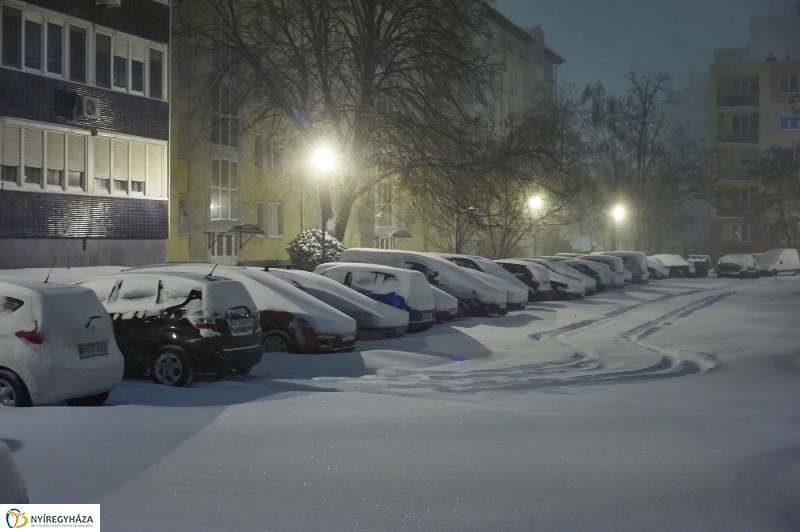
[23,128,43,185]
[1,125,21,184]
[211,159,238,220]
[130,142,145,193]
[146,144,164,197]
[67,134,85,189]
[46,131,64,187]
[94,136,110,192]
[267,202,283,237]
[1,6,165,98]
[112,139,128,192]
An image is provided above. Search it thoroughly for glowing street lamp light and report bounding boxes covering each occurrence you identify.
[311,146,337,264]
[611,205,625,250]
[528,196,543,211]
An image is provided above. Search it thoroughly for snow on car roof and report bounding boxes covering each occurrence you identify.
[0,275,92,297]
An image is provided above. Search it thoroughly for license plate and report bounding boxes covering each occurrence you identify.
[342,332,356,342]
[229,318,253,334]
[423,312,433,320]
[450,308,458,315]
[79,342,108,359]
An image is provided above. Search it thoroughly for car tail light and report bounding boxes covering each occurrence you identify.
[194,318,217,331]
[15,321,43,344]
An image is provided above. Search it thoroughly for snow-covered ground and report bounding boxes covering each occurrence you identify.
[2,275,800,530]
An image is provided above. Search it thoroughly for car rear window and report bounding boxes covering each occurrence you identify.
[0,296,24,314]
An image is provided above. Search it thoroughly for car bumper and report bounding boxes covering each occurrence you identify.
[408,319,436,333]
[24,351,124,406]
[185,337,263,372]
[436,309,458,323]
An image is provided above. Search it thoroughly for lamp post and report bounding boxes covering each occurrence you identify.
[612,205,625,251]
[528,196,543,254]
[311,147,336,265]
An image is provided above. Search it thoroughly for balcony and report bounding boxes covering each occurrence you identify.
[717,131,759,144]
[716,94,759,107]
[715,169,758,181]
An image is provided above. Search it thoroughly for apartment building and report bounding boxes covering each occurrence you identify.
[0,0,170,268]
[710,11,800,258]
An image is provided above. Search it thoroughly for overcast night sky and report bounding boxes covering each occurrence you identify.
[493,0,796,94]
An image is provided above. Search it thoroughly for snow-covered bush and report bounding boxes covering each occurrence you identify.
[287,229,346,271]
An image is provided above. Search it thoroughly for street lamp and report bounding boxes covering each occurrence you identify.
[528,196,543,211]
[611,205,625,251]
[311,146,336,264]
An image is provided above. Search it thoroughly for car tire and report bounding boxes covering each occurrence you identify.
[0,370,32,408]
[772,270,778,277]
[262,332,292,353]
[152,347,194,387]
[457,302,471,318]
[66,391,110,407]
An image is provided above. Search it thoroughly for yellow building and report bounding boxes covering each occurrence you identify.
[710,12,800,258]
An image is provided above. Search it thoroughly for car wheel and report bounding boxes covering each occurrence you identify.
[152,347,194,387]
[0,370,32,407]
[66,391,110,407]
[262,332,292,353]
[772,270,778,277]
[457,302,471,318]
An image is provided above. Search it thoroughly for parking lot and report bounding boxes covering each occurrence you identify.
[3,275,800,531]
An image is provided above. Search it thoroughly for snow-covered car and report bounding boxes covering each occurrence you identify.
[338,249,507,317]
[518,259,586,299]
[595,251,649,284]
[131,264,357,354]
[646,257,670,279]
[433,253,530,310]
[549,257,612,291]
[527,257,596,295]
[78,271,263,386]
[0,441,28,503]
[687,255,712,277]
[0,276,124,406]
[495,259,553,301]
[756,248,800,276]
[651,254,695,277]
[463,269,528,310]
[431,286,459,323]
[716,254,760,278]
[266,268,409,340]
[315,263,436,332]
[567,254,626,288]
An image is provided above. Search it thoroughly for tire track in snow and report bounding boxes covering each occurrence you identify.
[325,286,734,395]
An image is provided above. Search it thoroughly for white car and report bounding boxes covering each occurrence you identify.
[595,251,649,284]
[315,263,437,331]
[518,259,586,299]
[495,259,553,301]
[338,249,507,318]
[431,286,459,323]
[564,254,626,289]
[717,254,760,278]
[756,249,800,276]
[0,276,124,407]
[266,268,410,340]
[527,257,596,295]
[651,254,695,277]
[0,442,28,503]
[433,253,530,308]
[646,257,671,279]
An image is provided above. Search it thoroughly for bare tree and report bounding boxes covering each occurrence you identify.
[748,145,800,248]
[582,72,711,252]
[175,0,500,241]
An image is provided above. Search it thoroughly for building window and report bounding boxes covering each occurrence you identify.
[267,201,283,237]
[254,135,263,169]
[780,74,799,94]
[46,131,64,187]
[270,139,281,169]
[46,22,63,75]
[149,48,163,99]
[732,113,759,132]
[375,236,394,249]
[732,223,751,242]
[732,77,758,95]
[23,128,43,185]
[69,26,86,83]
[2,7,22,69]
[112,36,128,89]
[376,181,393,227]
[24,18,42,70]
[780,116,799,130]
[92,136,162,196]
[146,144,164,197]
[67,134,85,189]
[211,159,238,220]
[1,125,20,184]
[211,85,237,147]
[94,136,110,192]
[95,33,111,88]
[210,233,238,263]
